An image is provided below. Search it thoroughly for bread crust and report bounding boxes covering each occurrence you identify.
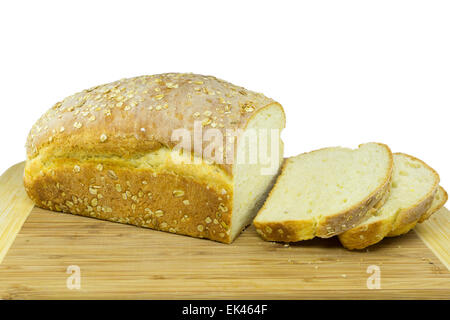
[26,73,281,175]
[337,216,394,250]
[339,153,440,249]
[24,159,234,243]
[254,219,316,242]
[253,143,393,242]
[339,193,434,249]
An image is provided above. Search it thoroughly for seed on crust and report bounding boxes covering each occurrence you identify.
[107,170,118,180]
[172,190,185,197]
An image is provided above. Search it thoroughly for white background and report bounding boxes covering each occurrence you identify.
[1,0,449,186]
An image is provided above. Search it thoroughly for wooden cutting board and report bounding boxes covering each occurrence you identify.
[0,162,449,299]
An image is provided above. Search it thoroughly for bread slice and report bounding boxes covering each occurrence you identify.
[253,143,393,242]
[418,185,448,223]
[339,153,439,249]
[387,185,447,237]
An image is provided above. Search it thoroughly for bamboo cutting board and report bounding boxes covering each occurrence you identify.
[0,163,449,299]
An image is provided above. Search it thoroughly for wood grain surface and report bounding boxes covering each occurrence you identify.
[0,163,449,299]
[0,162,34,264]
[0,206,449,299]
[416,207,450,270]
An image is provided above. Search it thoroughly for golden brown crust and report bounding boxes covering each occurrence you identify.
[340,194,435,249]
[253,219,316,242]
[24,160,234,243]
[253,143,393,242]
[26,73,279,175]
[338,217,394,250]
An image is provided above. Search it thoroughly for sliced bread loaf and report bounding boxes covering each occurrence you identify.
[253,143,393,242]
[339,153,439,249]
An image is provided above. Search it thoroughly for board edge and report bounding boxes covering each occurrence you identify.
[0,162,35,264]
[415,207,450,271]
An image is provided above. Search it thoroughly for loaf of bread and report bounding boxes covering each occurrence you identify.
[339,153,444,249]
[24,73,286,243]
[253,143,393,242]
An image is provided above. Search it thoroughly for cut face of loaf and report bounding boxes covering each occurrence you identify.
[339,153,441,249]
[24,73,286,243]
[232,105,285,240]
[253,143,393,242]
